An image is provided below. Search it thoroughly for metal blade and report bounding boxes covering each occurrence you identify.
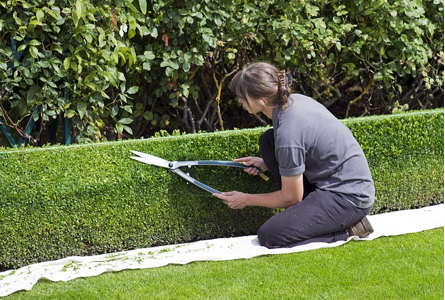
[130,151,172,169]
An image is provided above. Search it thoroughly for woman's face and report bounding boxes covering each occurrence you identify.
[238,96,265,115]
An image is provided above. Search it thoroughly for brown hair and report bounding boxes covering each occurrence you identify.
[230,62,292,110]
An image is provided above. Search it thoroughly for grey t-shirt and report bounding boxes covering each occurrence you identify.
[272,94,375,208]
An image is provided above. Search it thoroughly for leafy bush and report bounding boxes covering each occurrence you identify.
[0,109,443,270]
[0,0,443,145]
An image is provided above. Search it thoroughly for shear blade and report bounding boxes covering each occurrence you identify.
[130,150,172,169]
[130,156,149,164]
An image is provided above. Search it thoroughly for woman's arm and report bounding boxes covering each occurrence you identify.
[213,174,304,209]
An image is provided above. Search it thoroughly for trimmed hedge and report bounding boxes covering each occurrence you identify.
[0,109,443,270]
[343,110,444,212]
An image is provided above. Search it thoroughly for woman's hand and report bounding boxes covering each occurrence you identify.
[212,191,249,209]
[234,156,268,175]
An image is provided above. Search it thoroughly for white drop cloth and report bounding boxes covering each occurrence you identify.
[1,204,443,297]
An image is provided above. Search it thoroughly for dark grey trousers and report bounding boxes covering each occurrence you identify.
[257,129,371,249]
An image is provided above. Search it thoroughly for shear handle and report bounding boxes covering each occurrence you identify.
[172,169,222,194]
[174,160,262,172]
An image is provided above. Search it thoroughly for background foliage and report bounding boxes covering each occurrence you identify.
[0,0,443,145]
[0,109,442,269]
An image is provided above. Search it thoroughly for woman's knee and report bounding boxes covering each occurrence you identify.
[257,225,275,249]
[258,222,285,249]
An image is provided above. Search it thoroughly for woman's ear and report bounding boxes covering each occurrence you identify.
[260,97,270,107]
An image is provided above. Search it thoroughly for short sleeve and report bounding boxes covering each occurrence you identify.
[275,146,306,177]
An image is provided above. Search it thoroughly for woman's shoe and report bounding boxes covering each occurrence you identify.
[347,216,374,238]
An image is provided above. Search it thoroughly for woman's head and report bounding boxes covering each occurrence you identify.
[230,62,292,112]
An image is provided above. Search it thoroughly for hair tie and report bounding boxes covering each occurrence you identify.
[278,70,292,88]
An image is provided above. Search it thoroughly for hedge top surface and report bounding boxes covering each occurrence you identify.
[0,109,442,155]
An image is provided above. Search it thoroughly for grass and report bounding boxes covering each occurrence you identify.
[5,228,443,300]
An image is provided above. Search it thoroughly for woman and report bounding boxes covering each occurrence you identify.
[213,62,375,249]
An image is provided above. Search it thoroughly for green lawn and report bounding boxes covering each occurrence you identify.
[6,228,444,300]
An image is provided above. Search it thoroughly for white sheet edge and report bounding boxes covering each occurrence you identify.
[1,204,443,297]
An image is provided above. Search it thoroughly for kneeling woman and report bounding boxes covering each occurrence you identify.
[213,62,374,248]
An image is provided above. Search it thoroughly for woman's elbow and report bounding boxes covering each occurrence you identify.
[281,196,302,208]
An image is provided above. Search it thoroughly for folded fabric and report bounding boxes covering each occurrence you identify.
[0,204,443,297]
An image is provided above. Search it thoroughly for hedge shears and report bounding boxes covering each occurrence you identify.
[130,151,268,194]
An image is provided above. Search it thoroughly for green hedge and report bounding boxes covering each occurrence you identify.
[343,110,444,212]
[0,109,443,270]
